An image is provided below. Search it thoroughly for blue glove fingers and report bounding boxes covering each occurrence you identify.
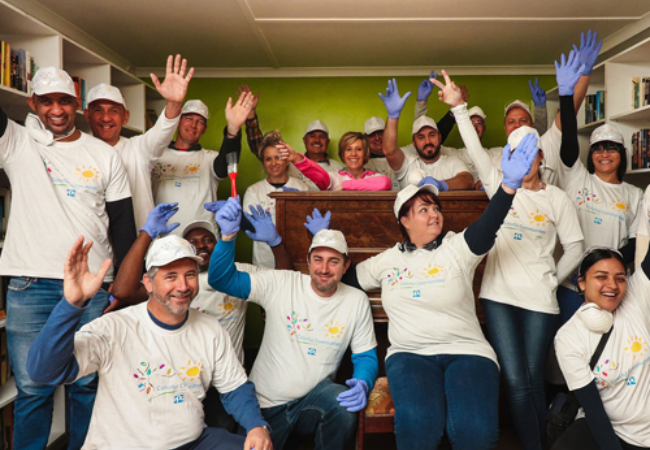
[312,208,322,220]
[244,230,255,240]
[282,186,299,192]
[166,222,180,233]
[438,180,449,192]
[430,70,438,80]
[323,210,331,224]
[419,176,437,187]
[204,200,228,213]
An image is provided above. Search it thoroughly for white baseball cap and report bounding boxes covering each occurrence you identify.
[182,220,217,238]
[87,83,126,108]
[32,67,77,97]
[412,116,438,135]
[145,235,203,271]
[182,100,210,120]
[468,106,486,120]
[364,116,385,135]
[507,126,541,151]
[394,184,440,218]
[504,100,532,118]
[309,229,348,255]
[305,120,329,136]
[590,123,624,146]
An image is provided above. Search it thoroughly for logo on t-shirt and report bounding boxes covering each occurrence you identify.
[75,165,100,184]
[323,321,345,340]
[152,162,176,180]
[610,199,628,213]
[184,163,201,175]
[624,336,648,362]
[387,267,413,286]
[422,263,444,279]
[133,361,175,396]
[594,358,618,387]
[133,359,204,401]
[529,209,549,227]
[286,311,313,336]
[576,187,600,206]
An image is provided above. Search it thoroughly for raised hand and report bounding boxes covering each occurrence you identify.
[418,176,449,192]
[304,208,331,235]
[379,78,411,119]
[244,205,282,246]
[64,237,112,308]
[225,91,255,136]
[215,196,242,236]
[555,50,586,96]
[237,84,259,120]
[276,141,300,163]
[501,133,539,190]
[204,200,228,214]
[528,78,547,106]
[150,54,194,105]
[417,70,437,102]
[430,70,465,107]
[572,30,603,75]
[336,379,369,412]
[140,203,180,239]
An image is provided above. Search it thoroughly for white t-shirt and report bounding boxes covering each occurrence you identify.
[395,153,470,190]
[635,188,650,240]
[356,232,497,364]
[193,266,263,363]
[73,303,248,450]
[555,270,650,447]
[555,161,642,290]
[287,158,342,191]
[365,157,399,190]
[114,110,179,230]
[247,270,376,408]
[0,121,131,281]
[441,146,502,183]
[152,148,220,235]
[481,186,584,314]
[243,177,310,268]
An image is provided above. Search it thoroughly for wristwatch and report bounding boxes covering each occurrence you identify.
[261,425,271,435]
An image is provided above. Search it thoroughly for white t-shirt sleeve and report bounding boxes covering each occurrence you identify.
[248,269,283,308]
[554,188,585,245]
[356,250,389,291]
[210,324,249,394]
[442,155,471,179]
[394,153,416,182]
[555,322,595,391]
[0,120,27,164]
[73,321,114,380]
[134,107,180,163]
[105,151,132,202]
[350,291,377,355]
[629,189,644,239]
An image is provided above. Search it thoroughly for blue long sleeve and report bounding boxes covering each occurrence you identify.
[351,348,378,391]
[27,298,82,385]
[220,380,269,433]
[208,237,252,300]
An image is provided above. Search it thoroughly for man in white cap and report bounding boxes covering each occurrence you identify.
[0,66,136,448]
[26,235,273,450]
[208,197,378,450]
[379,79,474,191]
[152,91,255,233]
[84,54,194,231]
[362,116,399,189]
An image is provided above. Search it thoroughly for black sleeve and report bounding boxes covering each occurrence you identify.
[437,110,456,145]
[213,127,242,179]
[464,186,515,255]
[560,95,580,168]
[340,260,363,291]
[641,239,650,279]
[106,197,137,272]
[0,105,7,138]
[572,383,623,450]
[618,238,636,266]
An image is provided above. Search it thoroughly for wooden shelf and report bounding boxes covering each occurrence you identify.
[578,119,606,134]
[610,104,650,123]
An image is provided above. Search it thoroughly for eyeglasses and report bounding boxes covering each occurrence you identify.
[592,146,620,155]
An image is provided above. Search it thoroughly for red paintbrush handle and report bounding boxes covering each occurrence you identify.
[229,172,237,198]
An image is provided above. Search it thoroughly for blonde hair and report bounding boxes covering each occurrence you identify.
[259,130,282,159]
[338,132,370,165]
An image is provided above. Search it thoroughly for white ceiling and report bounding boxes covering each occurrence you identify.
[20,0,650,76]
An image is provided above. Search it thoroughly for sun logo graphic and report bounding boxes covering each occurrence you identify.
[133,361,173,396]
[179,360,204,382]
[529,209,549,227]
[422,263,444,279]
[323,321,345,339]
[218,298,237,316]
[610,199,628,213]
[76,165,100,183]
[387,267,413,286]
[185,163,200,175]
[625,336,648,361]
[286,311,313,336]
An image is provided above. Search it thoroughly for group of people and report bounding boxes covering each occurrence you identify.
[0,28,648,450]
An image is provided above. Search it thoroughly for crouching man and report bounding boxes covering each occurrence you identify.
[26,235,272,450]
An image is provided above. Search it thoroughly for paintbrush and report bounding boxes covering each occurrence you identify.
[227,152,238,198]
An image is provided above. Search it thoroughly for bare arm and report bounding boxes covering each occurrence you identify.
[443,171,474,190]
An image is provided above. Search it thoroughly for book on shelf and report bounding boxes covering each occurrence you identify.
[585,91,605,124]
[71,76,87,110]
[631,129,650,170]
[632,77,650,109]
[0,41,36,94]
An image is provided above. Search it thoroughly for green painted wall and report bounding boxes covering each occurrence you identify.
[182,74,555,347]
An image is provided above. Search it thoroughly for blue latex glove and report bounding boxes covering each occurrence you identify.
[379,78,411,119]
[528,78,546,106]
[337,379,369,412]
[204,200,228,214]
[281,186,299,192]
[215,197,242,236]
[501,133,540,190]
[139,202,180,239]
[572,30,603,75]
[418,176,449,192]
[304,208,331,235]
[417,70,437,102]
[555,50,586,96]
[244,205,282,247]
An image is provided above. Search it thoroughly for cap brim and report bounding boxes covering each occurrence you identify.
[146,254,203,271]
[182,220,217,238]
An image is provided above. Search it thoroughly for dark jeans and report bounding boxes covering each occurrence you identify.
[551,418,649,450]
[385,352,500,450]
[483,299,557,450]
[261,378,356,450]
[174,427,245,450]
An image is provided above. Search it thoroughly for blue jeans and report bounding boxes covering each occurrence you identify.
[261,378,357,450]
[6,277,108,450]
[557,286,583,325]
[483,299,557,450]
[173,427,245,450]
[385,352,499,450]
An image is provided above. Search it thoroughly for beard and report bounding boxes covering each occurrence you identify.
[311,273,339,295]
[152,288,193,315]
[416,142,441,161]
